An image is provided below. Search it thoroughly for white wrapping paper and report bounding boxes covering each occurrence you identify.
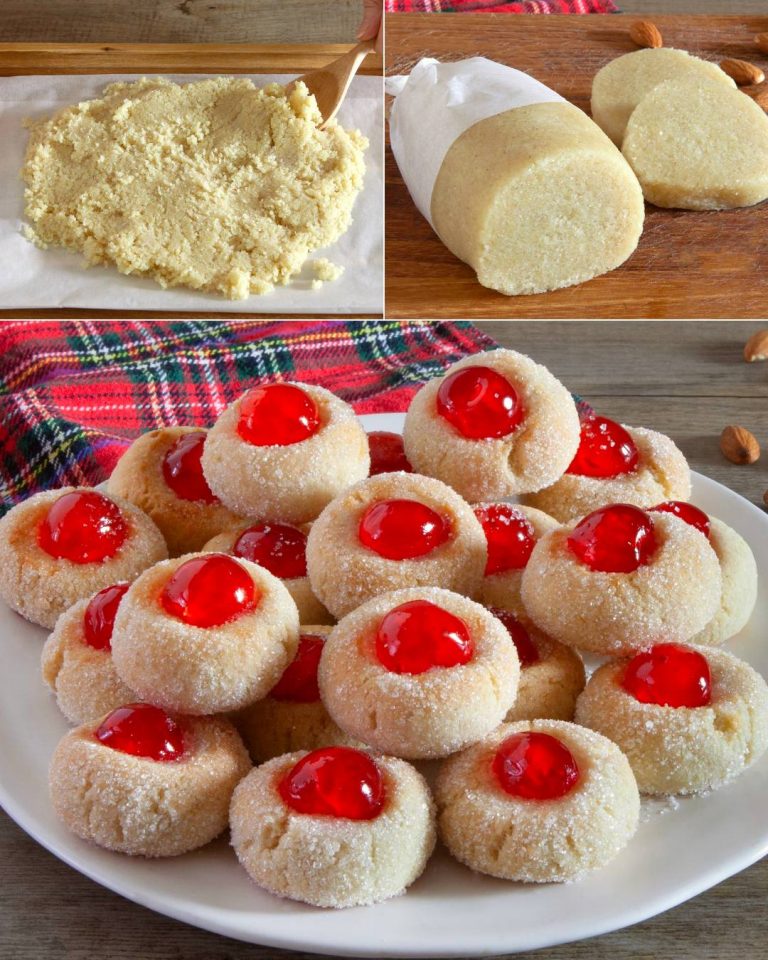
[0,74,383,313]
[386,57,564,227]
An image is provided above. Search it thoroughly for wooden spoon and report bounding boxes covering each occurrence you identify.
[291,39,377,129]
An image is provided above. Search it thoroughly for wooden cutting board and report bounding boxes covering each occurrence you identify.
[385,14,768,320]
[0,42,382,320]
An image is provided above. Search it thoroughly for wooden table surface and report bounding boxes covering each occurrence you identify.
[1,319,767,960]
[385,14,768,320]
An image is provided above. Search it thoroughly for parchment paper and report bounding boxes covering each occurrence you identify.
[386,57,564,227]
[0,73,383,313]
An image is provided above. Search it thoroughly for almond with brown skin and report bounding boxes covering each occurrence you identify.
[756,33,768,55]
[743,83,768,110]
[763,489,768,508]
[720,425,760,465]
[720,58,765,86]
[629,20,663,49]
[744,329,768,362]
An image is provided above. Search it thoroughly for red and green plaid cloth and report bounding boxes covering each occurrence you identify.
[386,1,618,12]
[0,320,497,516]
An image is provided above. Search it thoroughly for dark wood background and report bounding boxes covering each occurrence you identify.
[385,15,768,319]
[1,319,767,959]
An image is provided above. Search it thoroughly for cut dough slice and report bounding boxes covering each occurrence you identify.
[622,78,768,210]
[430,102,645,296]
[591,48,735,146]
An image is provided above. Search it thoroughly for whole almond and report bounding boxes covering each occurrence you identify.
[763,488,768,508]
[743,83,768,110]
[756,33,768,55]
[744,329,768,362]
[630,20,663,49]
[720,425,760,464]
[720,58,765,86]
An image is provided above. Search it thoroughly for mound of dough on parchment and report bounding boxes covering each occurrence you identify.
[22,77,367,300]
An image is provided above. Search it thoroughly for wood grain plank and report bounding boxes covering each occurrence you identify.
[0,42,383,75]
[2,0,363,45]
[385,15,768,319]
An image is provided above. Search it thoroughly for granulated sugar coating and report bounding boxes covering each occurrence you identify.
[435,720,640,883]
[575,645,768,795]
[22,77,367,299]
[523,425,691,523]
[41,597,135,725]
[230,751,435,908]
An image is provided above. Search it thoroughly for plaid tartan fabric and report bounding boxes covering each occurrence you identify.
[386,1,618,12]
[0,320,497,515]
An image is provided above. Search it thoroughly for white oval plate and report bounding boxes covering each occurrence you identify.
[1,412,767,957]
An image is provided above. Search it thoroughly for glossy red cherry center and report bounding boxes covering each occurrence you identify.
[160,554,258,627]
[622,643,712,708]
[367,431,413,475]
[566,416,639,478]
[161,431,218,504]
[237,384,320,447]
[233,522,308,580]
[650,501,711,539]
[436,365,525,440]
[567,504,658,573]
[358,499,451,560]
[375,599,474,675]
[493,731,580,801]
[278,746,385,820]
[37,490,129,564]
[490,609,540,667]
[270,633,324,703]
[95,703,186,761]
[474,503,536,575]
[83,582,130,651]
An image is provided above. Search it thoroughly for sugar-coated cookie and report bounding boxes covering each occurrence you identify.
[201,382,369,523]
[50,704,250,856]
[318,587,519,759]
[523,418,691,523]
[107,426,244,556]
[473,502,560,616]
[41,584,135,725]
[402,350,581,501]
[230,746,435,907]
[575,643,768,795]
[521,505,721,656]
[111,552,299,715]
[306,472,487,620]
[203,521,332,625]
[236,626,361,762]
[436,720,639,882]
[491,610,586,722]
[0,487,167,628]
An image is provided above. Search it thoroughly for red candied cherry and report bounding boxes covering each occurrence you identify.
[622,643,711,708]
[95,703,186,762]
[474,503,536,575]
[237,383,320,447]
[566,416,639,478]
[161,431,219,504]
[83,582,130,651]
[278,746,385,820]
[490,609,540,667]
[37,490,129,564]
[375,599,474,675]
[437,365,525,440]
[567,504,657,573]
[650,501,710,539]
[493,731,580,801]
[358,499,451,560]
[160,553,258,627]
[270,633,324,703]
[368,431,413,476]
[233,522,307,580]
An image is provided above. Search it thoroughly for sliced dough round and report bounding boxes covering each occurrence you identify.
[430,102,645,296]
[591,48,735,146]
[622,78,768,210]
